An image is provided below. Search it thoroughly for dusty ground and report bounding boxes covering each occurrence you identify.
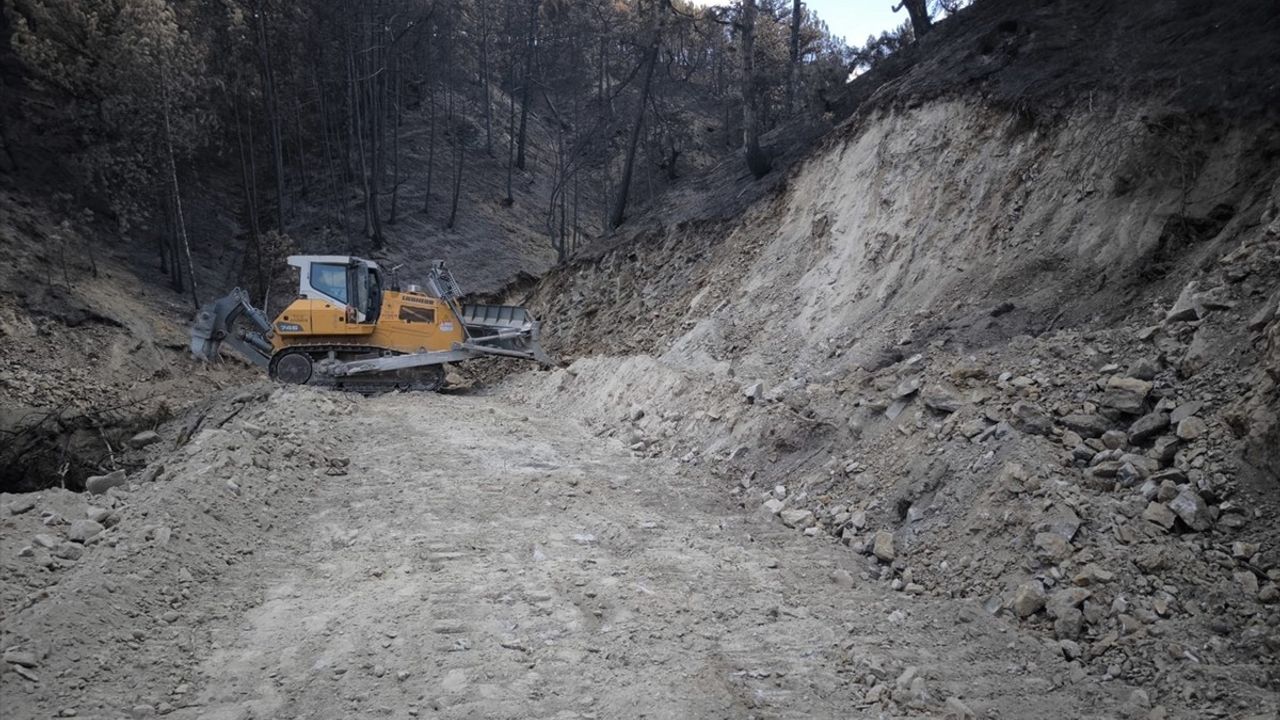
[2,387,1172,720]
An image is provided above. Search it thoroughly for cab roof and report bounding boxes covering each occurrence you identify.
[286,255,379,269]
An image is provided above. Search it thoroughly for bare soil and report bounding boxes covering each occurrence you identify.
[2,386,1172,720]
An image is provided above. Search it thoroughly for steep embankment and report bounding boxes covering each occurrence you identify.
[499,6,1280,717]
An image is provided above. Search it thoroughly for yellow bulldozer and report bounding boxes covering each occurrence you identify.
[189,256,551,391]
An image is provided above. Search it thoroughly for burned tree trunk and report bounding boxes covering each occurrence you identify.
[609,31,660,230]
[741,0,772,179]
[894,0,933,40]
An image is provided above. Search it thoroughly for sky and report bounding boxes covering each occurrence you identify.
[690,1,906,47]
[802,0,904,46]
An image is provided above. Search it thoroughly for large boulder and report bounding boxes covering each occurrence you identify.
[85,470,128,495]
[1099,377,1152,414]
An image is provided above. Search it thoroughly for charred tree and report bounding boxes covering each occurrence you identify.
[893,0,933,40]
[515,0,540,171]
[740,0,772,179]
[609,28,660,230]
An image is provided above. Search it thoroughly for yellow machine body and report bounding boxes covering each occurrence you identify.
[270,290,465,354]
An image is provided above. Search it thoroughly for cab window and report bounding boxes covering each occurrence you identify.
[310,263,348,303]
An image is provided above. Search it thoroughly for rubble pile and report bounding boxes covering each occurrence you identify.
[0,385,360,716]
[735,232,1280,714]
[506,165,1280,719]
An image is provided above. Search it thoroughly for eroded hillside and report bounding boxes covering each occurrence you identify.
[2,1,1279,718]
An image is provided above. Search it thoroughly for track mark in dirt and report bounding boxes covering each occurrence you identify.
[177,393,1135,719]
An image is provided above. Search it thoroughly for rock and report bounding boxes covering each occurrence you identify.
[1128,412,1170,445]
[129,430,161,448]
[1149,436,1179,464]
[1047,587,1091,617]
[1165,281,1202,322]
[1248,297,1278,330]
[130,704,156,718]
[959,419,989,438]
[1012,581,1046,618]
[1101,429,1128,449]
[1034,507,1081,543]
[1259,584,1279,603]
[3,649,38,668]
[760,498,785,515]
[1073,564,1115,586]
[1168,488,1212,531]
[1129,689,1151,709]
[1010,401,1053,435]
[1100,377,1153,414]
[849,510,867,529]
[779,509,815,529]
[1034,532,1073,562]
[54,542,83,560]
[1231,542,1259,559]
[32,534,60,549]
[67,519,104,544]
[1175,416,1207,440]
[1060,414,1111,437]
[1139,478,1159,500]
[7,496,38,515]
[1127,357,1159,381]
[1170,401,1203,425]
[1059,639,1082,659]
[1180,327,1219,377]
[943,696,976,719]
[742,382,764,403]
[1235,571,1260,597]
[922,389,961,413]
[885,398,910,421]
[85,469,128,495]
[830,569,854,588]
[1053,608,1084,639]
[892,376,922,399]
[872,531,896,562]
[1142,502,1176,530]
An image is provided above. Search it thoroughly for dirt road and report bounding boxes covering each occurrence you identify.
[3,389,1144,719]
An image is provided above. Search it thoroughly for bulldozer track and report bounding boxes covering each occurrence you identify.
[268,344,446,393]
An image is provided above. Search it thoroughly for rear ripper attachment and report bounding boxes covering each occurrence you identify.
[190,257,553,392]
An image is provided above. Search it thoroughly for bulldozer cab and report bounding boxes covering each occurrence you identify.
[289,256,382,323]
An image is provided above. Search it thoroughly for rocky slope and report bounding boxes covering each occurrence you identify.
[496,15,1280,716]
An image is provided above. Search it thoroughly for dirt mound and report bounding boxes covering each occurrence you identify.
[0,384,360,716]
[493,11,1280,713]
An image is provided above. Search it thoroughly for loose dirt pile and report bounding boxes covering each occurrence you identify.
[1,384,361,717]
[499,94,1280,717]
